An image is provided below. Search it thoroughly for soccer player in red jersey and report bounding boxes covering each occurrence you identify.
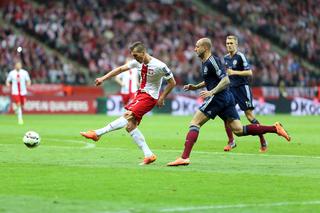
[81,41,176,165]
[6,62,31,125]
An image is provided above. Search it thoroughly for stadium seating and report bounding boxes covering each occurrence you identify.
[1,0,319,86]
[208,0,320,67]
[0,26,86,84]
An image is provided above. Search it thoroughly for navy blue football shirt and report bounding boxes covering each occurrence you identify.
[224,51,251,87]
[201,54,228,96]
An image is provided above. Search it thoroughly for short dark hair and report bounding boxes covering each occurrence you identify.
[129,41,146,52]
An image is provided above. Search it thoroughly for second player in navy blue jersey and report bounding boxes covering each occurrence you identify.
[223,35,268,152]
[167,38,291,166]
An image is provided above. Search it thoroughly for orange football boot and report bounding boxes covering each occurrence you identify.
[80,130,100,142]
[140,154,157,165]
[167,157,190,166]
[274,122,291,142]
[224,142,237,152]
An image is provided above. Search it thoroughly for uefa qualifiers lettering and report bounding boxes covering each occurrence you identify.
[24,101,89,112]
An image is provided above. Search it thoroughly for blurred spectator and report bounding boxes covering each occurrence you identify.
[0,26,86,85]
[208,0,320,67]
[1,0,319,86]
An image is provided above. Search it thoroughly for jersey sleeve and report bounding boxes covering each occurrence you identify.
[127,60,140,69]
[239,53,251,70]
[161,65,174,80]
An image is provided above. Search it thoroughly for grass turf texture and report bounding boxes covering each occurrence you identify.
[0,114,320,213]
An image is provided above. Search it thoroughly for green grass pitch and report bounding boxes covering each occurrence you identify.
[0,114,320,213]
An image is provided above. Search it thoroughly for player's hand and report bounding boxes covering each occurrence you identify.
[95,77,104,86]
[157,98,165,108]
[227,69,234,75]
[183,84,197,91]
[199,90,214,99]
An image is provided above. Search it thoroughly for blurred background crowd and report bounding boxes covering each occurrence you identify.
[0,0,319,87]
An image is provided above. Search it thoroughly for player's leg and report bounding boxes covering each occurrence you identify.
[17,95,26,125]
[80,92,146,141]
[125,116,156,165]
[125,93,158,165]
[17,103,23,125]
[245,109,268,152]
[80,114,128,141]
[223,120,236,151]
[167,110,209,166]
[228,119,291,141]
[223,87,241,151]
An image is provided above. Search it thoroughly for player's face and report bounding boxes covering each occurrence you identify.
[15,62,22,70]
[194,41,206,59]
[131,50,145,63]
[226,39,237,53]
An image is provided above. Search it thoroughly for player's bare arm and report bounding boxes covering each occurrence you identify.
[227,69,252,76]
[184,81,205,91]
[95,64,130,86]
[199,76,230,98]
[157,77,176,107]
[114,76,124,86]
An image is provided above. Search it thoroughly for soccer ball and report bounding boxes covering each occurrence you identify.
[23,131,40,148]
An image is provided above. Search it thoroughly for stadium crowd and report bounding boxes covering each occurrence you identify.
[0,26,86,85]
[1,0,319,86]
[209,0,320,67]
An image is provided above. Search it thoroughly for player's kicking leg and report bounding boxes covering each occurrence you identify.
[80,116,129,141]
[229,119,291,142]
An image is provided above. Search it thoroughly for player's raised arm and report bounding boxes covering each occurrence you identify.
[227,68,252,76]
[183,81,206,91]
[95,64,130,86]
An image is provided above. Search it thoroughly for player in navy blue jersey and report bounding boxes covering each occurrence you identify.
[167,38,290,166]
[223,35,268,152]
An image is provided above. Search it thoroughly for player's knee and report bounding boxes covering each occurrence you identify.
[124,111,133,120]
[126,124,137,132]
[232,127,243,136]
[125,120,137,132]
[189,121,201,128]
[245,111,255,121]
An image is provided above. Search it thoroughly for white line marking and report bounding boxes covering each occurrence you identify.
[159,200,320,212]
[2,141,320,159]
[157,149,320,159]
[46,138,96,149]
[103,147,320,160]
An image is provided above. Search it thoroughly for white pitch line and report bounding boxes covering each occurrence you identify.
[46,138,96,149]
[155,149,320,159]
[159,200,320,212]
[88,147,320,160]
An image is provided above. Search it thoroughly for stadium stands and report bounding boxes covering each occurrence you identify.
[1,0,319,86]
[0,26,86,85]
[208,0,320,67]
